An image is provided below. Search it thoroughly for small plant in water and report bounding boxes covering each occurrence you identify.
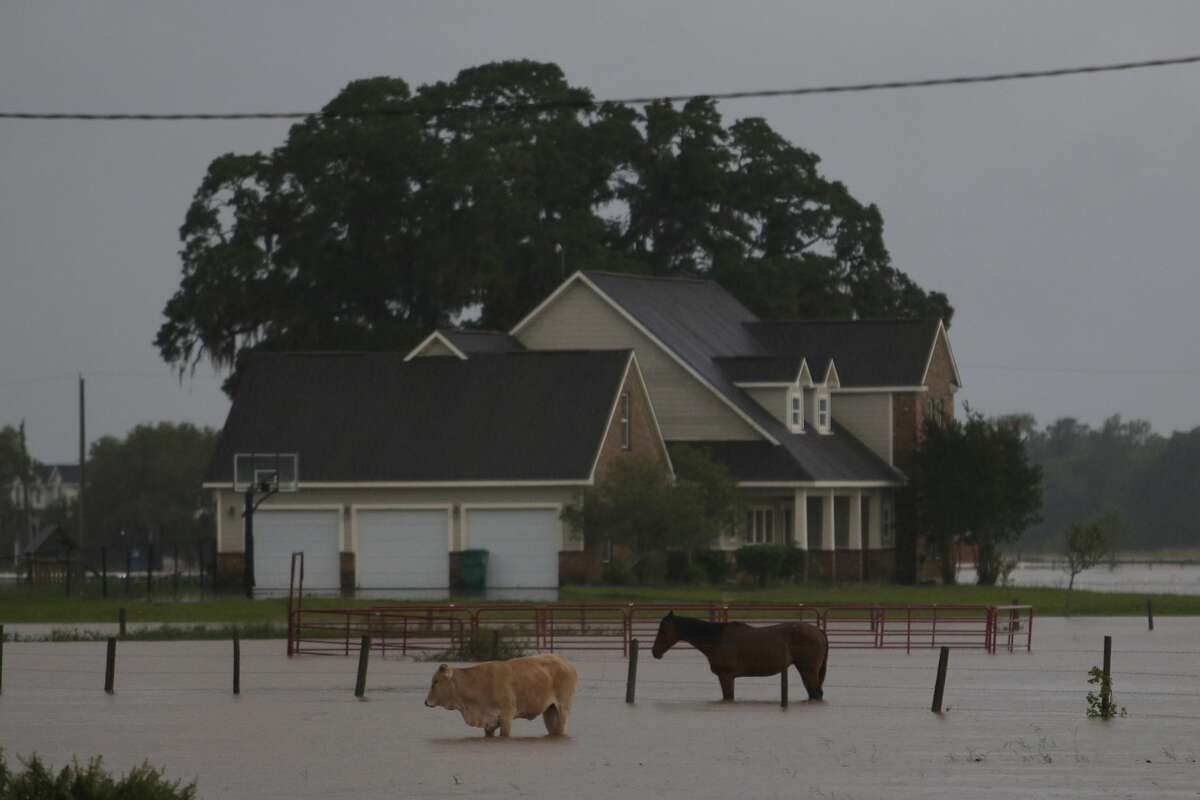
[1086,666,1127,719]
[420,628,530,662]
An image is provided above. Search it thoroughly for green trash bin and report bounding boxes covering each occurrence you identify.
[460,549,489,592]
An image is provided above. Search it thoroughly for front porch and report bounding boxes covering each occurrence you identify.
[730,488,897,582]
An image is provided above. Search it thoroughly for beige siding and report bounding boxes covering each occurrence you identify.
[832,393,892,463]
[515,281,759,441]
[744,386,788,425]
[214,485,583,555]
[412,338,457,358]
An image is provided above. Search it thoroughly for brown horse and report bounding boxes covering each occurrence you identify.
[651,611,828,702]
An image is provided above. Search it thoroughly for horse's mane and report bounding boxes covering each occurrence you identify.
[671,614,725,645]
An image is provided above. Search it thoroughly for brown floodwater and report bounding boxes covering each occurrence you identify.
[1,616,1197,798]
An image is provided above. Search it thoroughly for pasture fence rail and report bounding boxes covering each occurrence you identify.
[286,599,1031,660]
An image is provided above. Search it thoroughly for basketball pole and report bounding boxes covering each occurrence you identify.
[243,487,255,599]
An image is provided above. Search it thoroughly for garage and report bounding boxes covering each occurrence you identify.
[464,507,561,589]
[253,508,341,591]
[355,507,451,590]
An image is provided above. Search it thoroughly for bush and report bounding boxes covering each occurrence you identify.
[0,752,196,799]
[736,545,802,587]
[695,550,733,584]
[601,558,634,585]
[420,627,531,662]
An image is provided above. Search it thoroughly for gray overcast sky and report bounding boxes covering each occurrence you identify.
[2,1,1199,463]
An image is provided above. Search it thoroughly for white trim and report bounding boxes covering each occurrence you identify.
[822,360,841,388]
[584,353,676,483]
[738,480,904,489]
[887,393,894,465]
[213,490,223,552]
[632,355,676,480]
[797,360,814,387]
[512,272,780,445]
[251,503,346,551]
[815,388,832,434]
[834,385,929,394]
[919,320,963,388]
[459,503,564,550]
[734,382,793,389]
[402,330,468,362]
[204,480,591,490]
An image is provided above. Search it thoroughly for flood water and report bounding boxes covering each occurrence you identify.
[956,560,1200,595]
[1,617,1197,799]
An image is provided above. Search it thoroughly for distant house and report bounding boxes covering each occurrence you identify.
[7,464,81,561]
[206,270,959,592]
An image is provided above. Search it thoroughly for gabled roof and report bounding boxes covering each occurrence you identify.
[206,350,635,485]
[715,357,806,385]
[566,271,902,484]
[440,329,525,354]
[745,319,949,388]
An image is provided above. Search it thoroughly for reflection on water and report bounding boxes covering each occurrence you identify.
[956,560,1200,595]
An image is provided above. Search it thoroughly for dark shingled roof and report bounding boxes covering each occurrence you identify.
[745,319,943,387]
[439,329,525,354]
[583,271,905,483]
[715,357,805,384]
[206,350,631,484]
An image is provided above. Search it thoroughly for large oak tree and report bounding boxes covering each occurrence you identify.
[157,61,952,388]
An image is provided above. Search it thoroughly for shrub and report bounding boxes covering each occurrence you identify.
[1086,666,1127,719]
[736,545,790,587]
[601,558,634,585]
[0,751,197,800]
[695,550,733,584]
[420,627,531,663]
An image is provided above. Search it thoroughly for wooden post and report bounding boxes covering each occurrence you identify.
[931,646,950,713]
[625,638,639,704]
[64,559,71,597]
[124,549,132,594]
[104,637,116,694]
[1147,600,1154,631]
[173,544,180,596]
[354,635,370,698]
[233,631,241,695]
[1,624,5,695]
[146,542,153,596]
[100,546,108,598]
[118,607,127,639]
[1102,635,1112,718]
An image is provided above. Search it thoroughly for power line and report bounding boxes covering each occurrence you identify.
[2,53,1199,122]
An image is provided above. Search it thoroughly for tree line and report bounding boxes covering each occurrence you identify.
[1012,415,1200,554]
[0,422,217,564]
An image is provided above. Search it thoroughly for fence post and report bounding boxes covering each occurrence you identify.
[118,607,127,639]
[100,546,108,598]
[233,631,241,695]
[146,542,153,596]
[64,559,72,597]
[104,637,116,694]
[625,638,639,704]
[1146,600,1154,631]
[173,544,180,596]
[125,549,132,594]
[1101,635,1112,718]
[354,635,371,698]
[0,624,5,695]
[931,646,950,713]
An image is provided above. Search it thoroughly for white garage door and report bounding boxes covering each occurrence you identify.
[254,509,340,591]
[356,508,450,589]
[466,508,561,589]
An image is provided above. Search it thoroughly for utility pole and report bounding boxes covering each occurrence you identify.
[18,421,31,558]
[78,374,86,555]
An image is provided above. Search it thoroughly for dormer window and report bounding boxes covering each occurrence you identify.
[817,391,831,433]
[787,389,804,433]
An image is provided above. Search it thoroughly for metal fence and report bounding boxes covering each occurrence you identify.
[0,540,218,600]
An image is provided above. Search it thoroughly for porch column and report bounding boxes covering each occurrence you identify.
[793,488,808,550]
[848,490,862,550]
[868,494,883,550]
[821,490,835,550]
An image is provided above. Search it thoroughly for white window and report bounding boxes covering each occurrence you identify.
[619,392,631,450]
[746,507,776,544]
[817,392,831,433]
[787,389,804,433]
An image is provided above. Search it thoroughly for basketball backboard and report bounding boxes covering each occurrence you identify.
[233,452,299,493]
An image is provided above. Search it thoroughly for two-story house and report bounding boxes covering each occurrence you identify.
[205,270,958,594]
[7,464,81,561]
